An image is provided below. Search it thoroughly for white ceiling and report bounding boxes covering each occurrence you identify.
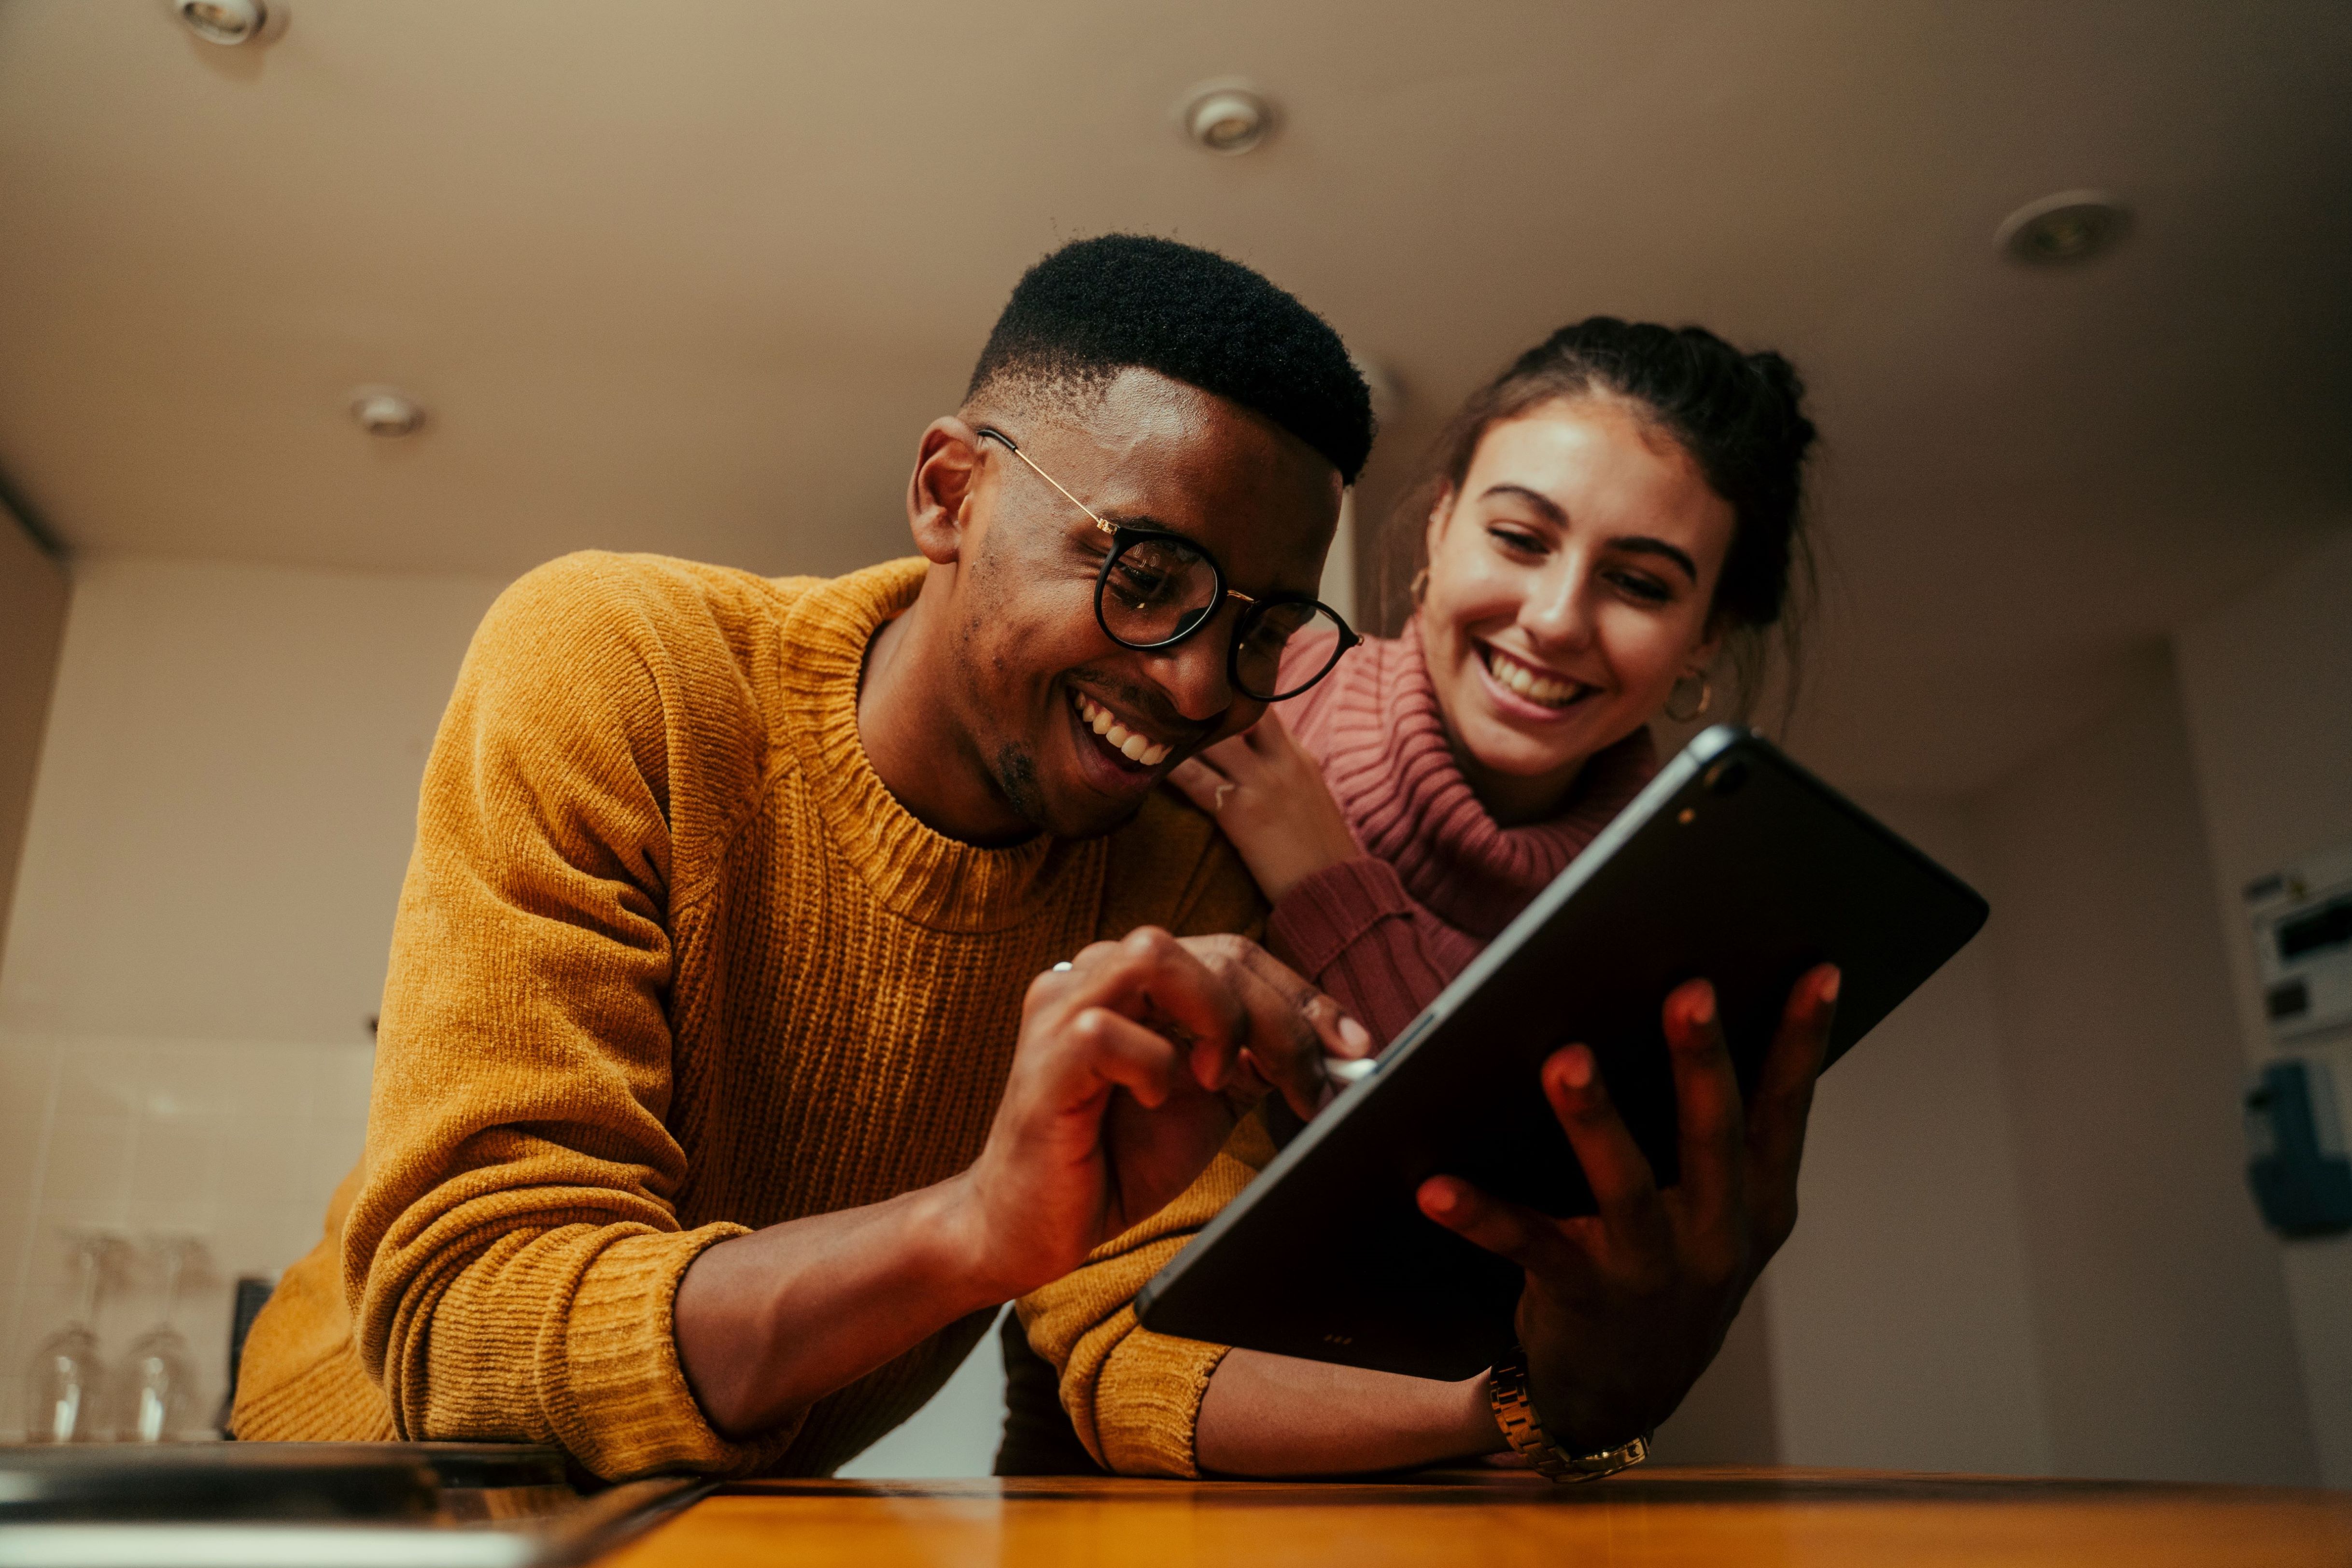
[1,0,2346,794]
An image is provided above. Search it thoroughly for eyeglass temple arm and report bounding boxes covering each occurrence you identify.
[978,428,1117,537]
[978,426,1264,607]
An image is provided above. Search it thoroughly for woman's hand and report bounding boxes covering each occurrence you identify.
[1167,710,1361,904]
[1417,964,1839,1455]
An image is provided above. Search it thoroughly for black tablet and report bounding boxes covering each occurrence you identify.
[1134,725,1987,1381]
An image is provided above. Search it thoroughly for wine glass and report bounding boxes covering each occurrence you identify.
[24,1230,121,1443]
[111,1236,206,1442]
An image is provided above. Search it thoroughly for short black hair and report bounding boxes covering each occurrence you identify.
[967,234,1374,484]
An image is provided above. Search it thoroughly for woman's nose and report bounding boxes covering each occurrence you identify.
[1522,568,1598,650]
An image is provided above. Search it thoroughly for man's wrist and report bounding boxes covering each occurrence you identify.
[908,1173,1028,1316]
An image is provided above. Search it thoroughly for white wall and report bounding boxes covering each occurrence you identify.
[1969,650,2318,1485]
[0,555,502,1437]
[1758,636,2338,1487]
[2175,527,2352,1488]
[1763,795,2052,1474]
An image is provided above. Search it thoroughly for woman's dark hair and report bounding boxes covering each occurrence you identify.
[1395,317,1819,723]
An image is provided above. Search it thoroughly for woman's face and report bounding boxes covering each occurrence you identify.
[1420,395,1735,820]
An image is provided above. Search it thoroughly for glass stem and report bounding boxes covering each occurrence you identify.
[70,1241,100,1328]
[158,1245,184,1332]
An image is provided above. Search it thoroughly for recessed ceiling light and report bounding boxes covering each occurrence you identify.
[1179,81,1274,156]
[172,0,285,46]
[1996,190,2131,266]
[350,388,425,438]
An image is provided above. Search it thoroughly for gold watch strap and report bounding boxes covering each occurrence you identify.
[1487,1355,1649,1483]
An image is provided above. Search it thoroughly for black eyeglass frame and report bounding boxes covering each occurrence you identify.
[975,425,1363,703]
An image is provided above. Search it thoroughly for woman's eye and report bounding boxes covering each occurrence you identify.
[1487,526,1545,556]
[1609,571,1673,605]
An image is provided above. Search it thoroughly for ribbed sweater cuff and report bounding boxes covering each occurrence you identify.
[556,1223,798,1478]
[1092,1318,1231,1479]
[1268,856,1419,977]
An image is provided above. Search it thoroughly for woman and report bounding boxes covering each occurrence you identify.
[1169,316,1817,1046]
[994,317,1821,1478]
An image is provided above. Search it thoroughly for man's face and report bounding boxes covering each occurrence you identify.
[945,368,1343,841]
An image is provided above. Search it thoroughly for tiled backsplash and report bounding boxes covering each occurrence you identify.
[0,1031,374,1438]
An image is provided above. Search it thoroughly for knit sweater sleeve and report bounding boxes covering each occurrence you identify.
[342,553,787,1480]
[1265,855,1484,1047]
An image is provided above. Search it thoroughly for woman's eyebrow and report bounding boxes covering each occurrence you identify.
[1479,484,1702,585]
[1480,482,1567,526]
[1611,536,1700,584]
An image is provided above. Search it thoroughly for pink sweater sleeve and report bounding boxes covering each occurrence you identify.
[1266,856,1485,1048]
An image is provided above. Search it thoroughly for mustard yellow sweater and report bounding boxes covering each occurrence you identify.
[232,552,1269,1479]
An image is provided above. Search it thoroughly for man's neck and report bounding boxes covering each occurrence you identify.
[856,581,1038,848]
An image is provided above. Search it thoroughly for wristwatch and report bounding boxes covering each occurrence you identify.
[1486,1354,1650,1483]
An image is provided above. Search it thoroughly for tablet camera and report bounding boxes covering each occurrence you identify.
[1704,759,1750,796]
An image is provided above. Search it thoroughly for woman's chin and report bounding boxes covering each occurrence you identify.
[1459,713,1599,786]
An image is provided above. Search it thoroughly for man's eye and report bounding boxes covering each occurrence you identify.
[1109,562,1173,606]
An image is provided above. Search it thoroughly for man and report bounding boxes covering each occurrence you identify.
[233,233,1378,1478]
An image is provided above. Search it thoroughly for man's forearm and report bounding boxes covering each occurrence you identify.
[674,1175,1000,1440]
[1194,1349,1507,1476]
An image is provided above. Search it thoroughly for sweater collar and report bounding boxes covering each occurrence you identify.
[776,559,1097,933]
[1300,622,1657,940]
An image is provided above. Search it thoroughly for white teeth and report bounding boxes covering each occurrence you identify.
[1071,691,1170,769]
[1487,650,1583,708]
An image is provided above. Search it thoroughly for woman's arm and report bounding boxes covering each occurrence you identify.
[1168,712,1485,1046]
[1195,1352,1505,1475]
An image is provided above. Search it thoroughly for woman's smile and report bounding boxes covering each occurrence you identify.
[1475,639,1598,714]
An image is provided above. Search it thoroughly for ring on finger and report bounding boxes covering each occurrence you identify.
[1213,783,1235,812]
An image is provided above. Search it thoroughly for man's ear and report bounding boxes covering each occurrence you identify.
[907,417,985,565]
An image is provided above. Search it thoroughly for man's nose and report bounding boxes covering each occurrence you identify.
[1145,613,1239,724]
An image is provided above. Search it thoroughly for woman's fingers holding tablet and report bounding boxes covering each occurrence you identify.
[1744,964,1839,1249]
[1662,980,1748,1236]
[1538,1045,1672,1259]
[1414,1176,1581,1278]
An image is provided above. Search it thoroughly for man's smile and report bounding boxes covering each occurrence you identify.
[1070,688,1176,770]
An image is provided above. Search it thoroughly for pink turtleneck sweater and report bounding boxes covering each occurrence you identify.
[1267,625,1658,1047]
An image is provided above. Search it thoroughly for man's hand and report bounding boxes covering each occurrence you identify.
[1417,964,1840,1453]
[676,928,1367,1441]
[951,927,1371,1302]
[1167,711,1361,905]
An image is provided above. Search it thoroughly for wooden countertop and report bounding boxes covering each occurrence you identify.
[602,1467,2352,1567]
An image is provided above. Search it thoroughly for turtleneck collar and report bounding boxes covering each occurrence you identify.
[1284,621,1657,940]
[776,559,1100,934]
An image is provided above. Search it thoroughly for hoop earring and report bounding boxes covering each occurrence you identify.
[1409,567,1429,605]
[1665,672,1713,723]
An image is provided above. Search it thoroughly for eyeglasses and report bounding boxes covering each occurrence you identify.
[976,426,1361,703]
